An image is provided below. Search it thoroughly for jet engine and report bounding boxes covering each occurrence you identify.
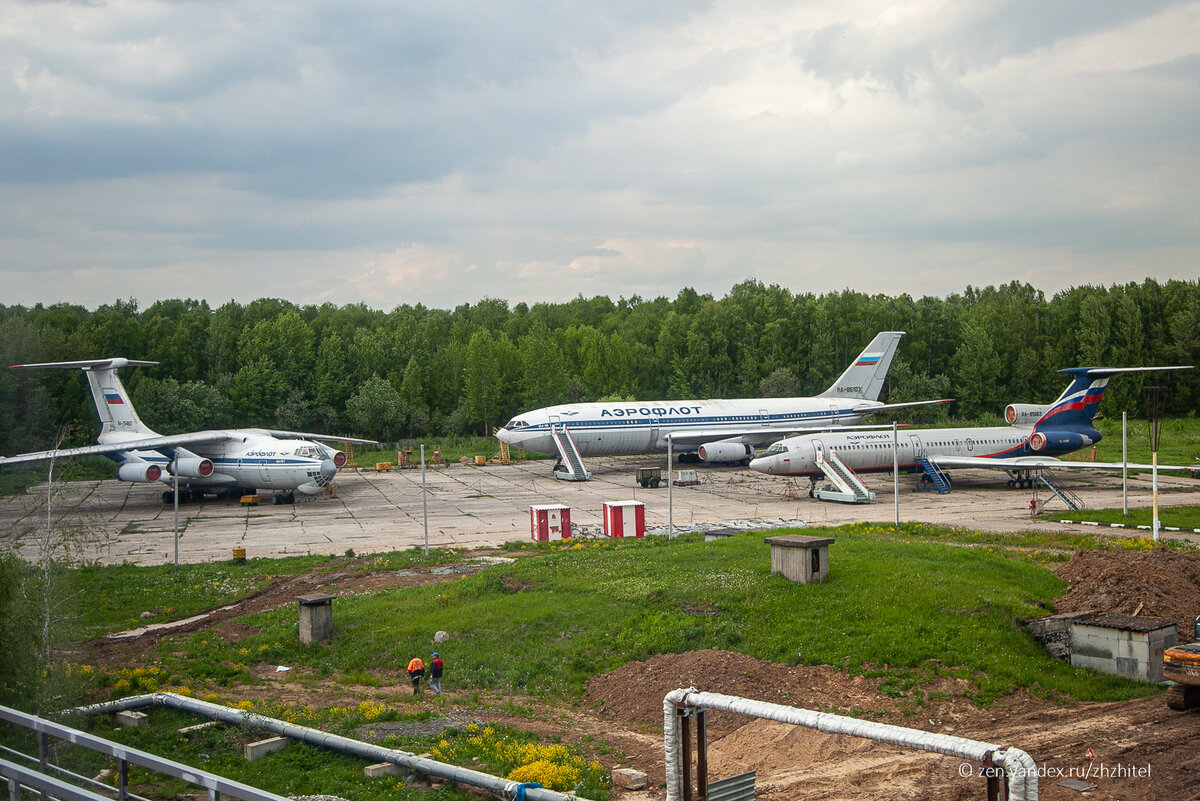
[1005,404,1052,426]
[171,457,215,478]
[117,463,162,482]
[1027,430,1094,453]
[697,442,754,464]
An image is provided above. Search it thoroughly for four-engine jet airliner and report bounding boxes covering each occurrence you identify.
[749,366,1194,488]
[496,331,949,469]
[0,359,377,503]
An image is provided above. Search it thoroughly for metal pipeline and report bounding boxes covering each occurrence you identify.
[71,693,587,801]
[664,688,1037,801]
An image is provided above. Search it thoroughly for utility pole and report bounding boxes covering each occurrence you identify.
[1143,386,1167,542]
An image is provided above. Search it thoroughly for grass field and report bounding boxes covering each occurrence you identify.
[15,520,1196,801]
[1044,504,1200,529]
[62,523,1182,709]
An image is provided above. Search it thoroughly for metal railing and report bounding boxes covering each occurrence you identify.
[0,704,291,801]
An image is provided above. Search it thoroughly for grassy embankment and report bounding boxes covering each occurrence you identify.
[31,522,1197,801]
[68,523,1189,707]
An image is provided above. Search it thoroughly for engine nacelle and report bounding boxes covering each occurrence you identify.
[117,463,162,483]
[1005,404,1051,426]
[697,442,753,463]
[172,457,215,478]
[1028,429,1095,454]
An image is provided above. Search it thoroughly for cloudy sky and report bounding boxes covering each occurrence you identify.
[2,0,1198,310]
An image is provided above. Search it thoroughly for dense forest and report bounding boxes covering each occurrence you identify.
[0,278,1197,455]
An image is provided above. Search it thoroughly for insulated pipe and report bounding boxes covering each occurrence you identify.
[71,693,588,801]
[664,688,1037,801]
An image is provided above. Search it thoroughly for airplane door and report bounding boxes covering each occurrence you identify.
[811,438,824,463]
[908,434,923,460]
[827,403,840,424]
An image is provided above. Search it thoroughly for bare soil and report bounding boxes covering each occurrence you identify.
[83,548,1200,801]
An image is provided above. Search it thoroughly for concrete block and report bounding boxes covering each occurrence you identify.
[365,762,408,778]
[115,711,147,728]
[244,736,289,762]
[178,720,221,736]
[613,768,647,789]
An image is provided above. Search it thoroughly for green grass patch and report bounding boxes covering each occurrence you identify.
[1043,505,1200,530]
[138,527,1158,707]
[66,548,466,640]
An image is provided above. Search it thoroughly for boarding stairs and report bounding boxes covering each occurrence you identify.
[551,423,591,481]
[812,447,875,504]
[914,449,952,494]
[1037,474,1083,511]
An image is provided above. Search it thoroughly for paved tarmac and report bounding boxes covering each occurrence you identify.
[1,458,1197,565]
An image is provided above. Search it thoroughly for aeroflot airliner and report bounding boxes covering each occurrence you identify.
[0,359,377,504]
[496,331,948,465]
[749,365,1194,488]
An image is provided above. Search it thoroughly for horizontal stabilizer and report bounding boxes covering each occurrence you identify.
[10,358,159,371]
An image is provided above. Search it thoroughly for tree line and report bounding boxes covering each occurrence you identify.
[0,278,1197,454]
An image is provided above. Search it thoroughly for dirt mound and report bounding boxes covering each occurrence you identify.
[584,649,948,739]
[1053,547,1200,639]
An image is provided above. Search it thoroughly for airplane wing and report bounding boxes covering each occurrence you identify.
[667,423,909,448]
[261,430,380,446]
[852,398,955,414]
[0,432,238,467]
[927,454,1198,473]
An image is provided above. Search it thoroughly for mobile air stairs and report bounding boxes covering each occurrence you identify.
[1036,473,1083,511]
[551,423,591,481]
[914,449,952,493]
[812,446,875,504]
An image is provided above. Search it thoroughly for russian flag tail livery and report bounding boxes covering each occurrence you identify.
[1033,365,1195,433]
[9,358,160,440]
[1033,369,1111,432]
[820,331,905,400]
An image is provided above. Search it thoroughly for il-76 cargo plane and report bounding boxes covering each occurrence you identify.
[750,365,1195,487]
[0,358,377,504]
[496,331,949,472]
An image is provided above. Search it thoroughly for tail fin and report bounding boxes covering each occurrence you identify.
[10,358,159,441]
[819,331,904,400]
[1034,365,1194,431]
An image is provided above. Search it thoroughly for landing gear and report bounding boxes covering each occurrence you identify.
[1006,472,1036,490]
[271,492,296,505]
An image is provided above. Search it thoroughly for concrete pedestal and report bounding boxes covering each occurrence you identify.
[297,593,334,643]
[764,535,834,584]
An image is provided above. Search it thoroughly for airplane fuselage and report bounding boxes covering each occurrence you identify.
[749,424,1098,477]
[103,430,341,495]
[497,397,889,458]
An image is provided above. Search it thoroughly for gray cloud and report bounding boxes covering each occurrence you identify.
[1,0,1197,309]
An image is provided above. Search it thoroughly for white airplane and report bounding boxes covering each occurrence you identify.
[0,358,377,504]
[496,331,949,474]
[749,366,1196,491]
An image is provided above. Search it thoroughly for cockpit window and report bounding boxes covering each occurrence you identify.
[763,442,789,456]
[505,419,529,430]
[294,445,320,458]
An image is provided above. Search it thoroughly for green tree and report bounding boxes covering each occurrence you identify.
[759,367,802,398]
[345,374,404,441]
[518,322,570,409]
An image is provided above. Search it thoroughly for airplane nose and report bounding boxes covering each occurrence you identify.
[748,456,771,474]
[320,458,338,477]
[496,427,512,444]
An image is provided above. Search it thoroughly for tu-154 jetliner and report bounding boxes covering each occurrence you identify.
[0,358,378,504]
[496,331,950,478]
[749,365,1195,491]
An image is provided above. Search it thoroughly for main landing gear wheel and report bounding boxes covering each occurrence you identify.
[271,492,297,505]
